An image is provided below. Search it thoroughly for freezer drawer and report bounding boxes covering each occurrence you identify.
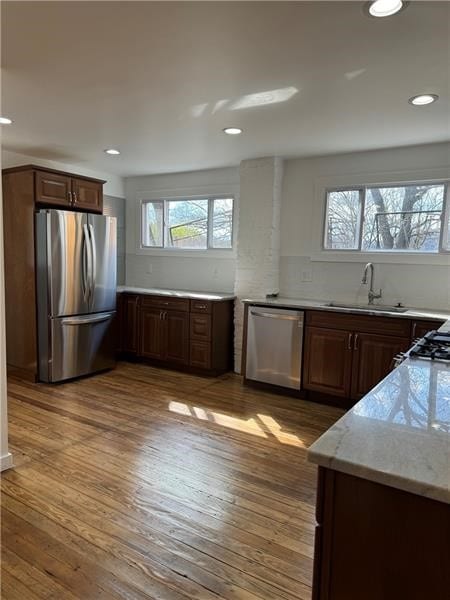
[39,311,117,382]
[245,306,304,390]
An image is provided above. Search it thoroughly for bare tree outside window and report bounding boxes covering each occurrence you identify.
[324,182,448,253]
[362,185,445,251]
[142,198,234,249]
[325,190,361,249]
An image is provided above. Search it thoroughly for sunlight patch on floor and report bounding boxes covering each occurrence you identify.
[168,401,305,446]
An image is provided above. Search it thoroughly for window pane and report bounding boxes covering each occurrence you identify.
[362,184,445,252]
[142,201,163,247]
[167,199,208,249]
[324,190,361,249]
[212,198,233,248]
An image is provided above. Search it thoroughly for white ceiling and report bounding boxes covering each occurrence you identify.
[1,1,449,177]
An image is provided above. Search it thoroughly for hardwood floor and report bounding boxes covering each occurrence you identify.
[1,362,343,600]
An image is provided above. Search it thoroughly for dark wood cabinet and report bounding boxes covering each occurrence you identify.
[313,467,450,600]
[35,170,72,207]
[120,294,140,354]
[303,327,353,397]
[140,307,164,360]
[72,177,103,212]
[350,332,409,400]
[304,311,413,404]
[118,293,234,375]
[139,307,189,365]
[165,311,189,365]
[189,341,211,369]
[5,165,104,213]
[411,318,445,341]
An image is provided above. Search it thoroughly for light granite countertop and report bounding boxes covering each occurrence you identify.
[308,356,450,504]
[242,296,450,322]
[117,285,235,302]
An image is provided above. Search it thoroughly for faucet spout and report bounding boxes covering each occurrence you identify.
[361,263,382,305]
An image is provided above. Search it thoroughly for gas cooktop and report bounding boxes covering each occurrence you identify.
[409,330,450,363]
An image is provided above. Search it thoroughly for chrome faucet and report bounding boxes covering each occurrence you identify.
[361,262,382,305]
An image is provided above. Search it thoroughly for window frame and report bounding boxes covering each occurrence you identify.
[141,195,235,252]
[322,181,450,255]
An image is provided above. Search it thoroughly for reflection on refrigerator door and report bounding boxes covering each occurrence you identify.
[49,312,117,382]
[35,208,117,382]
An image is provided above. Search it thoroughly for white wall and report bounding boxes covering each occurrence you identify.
[125,167,239,292]
[280,142,450,310]
[2,149,125,198]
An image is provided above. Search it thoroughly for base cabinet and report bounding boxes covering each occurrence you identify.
[118,293,234,375]
[350,332,409,399]
[313,468,450,600]
[139,307,164,360]
[304,311,416,404]
[165,311,189,365]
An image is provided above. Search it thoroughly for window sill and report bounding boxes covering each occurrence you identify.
[135,246,236,259]
[310,251,450,266]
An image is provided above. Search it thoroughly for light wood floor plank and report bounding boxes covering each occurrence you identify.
[1,362,342,600]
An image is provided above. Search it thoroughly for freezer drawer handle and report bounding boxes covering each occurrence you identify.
[61,313,114,326]
[251,310,303,322]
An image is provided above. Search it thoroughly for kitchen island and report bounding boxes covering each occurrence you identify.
[307,321,450,600]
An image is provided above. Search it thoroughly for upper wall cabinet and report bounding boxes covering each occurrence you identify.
[5,165,105,214]
[35,170,72,207]
[72,177,103,212]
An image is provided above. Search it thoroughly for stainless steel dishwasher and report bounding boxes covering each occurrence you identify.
[245,306,304,389]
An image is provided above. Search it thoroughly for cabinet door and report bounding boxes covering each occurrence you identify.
[411,319,445,342]
[351,333,410,400]
[140,307,164,359]
[72,177,103,213]
[303,326,353,397]
[35,170,72,207]
[164,310,189,365]
[121,294,139,354]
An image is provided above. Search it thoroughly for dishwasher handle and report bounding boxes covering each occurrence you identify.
[250,310,303,322]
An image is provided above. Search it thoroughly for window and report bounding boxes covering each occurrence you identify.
[324,182,449,253]
[142,197,234,250]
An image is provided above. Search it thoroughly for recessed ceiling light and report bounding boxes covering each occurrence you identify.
[0,117,13,125]
[366,0,407,18]
[408,94,439,106]
[223,127,243,135]
[104,148,120,155]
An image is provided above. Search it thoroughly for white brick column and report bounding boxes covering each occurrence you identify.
[234,157,283,372]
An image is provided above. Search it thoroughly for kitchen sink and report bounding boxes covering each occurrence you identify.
[323,302,408,314]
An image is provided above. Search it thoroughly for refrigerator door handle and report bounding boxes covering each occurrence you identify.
[88,223,97,306]
[61,312,115,326]
[82,224,92,303]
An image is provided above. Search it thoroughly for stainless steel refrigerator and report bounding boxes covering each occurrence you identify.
[35,209,117,382]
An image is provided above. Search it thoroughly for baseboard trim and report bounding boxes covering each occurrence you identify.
[1,452,14,471]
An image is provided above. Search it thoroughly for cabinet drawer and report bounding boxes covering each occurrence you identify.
[189,341,211,369]
[306,310,411,337]
[141,295,189,312]
[190,299,212,314]
[190,314,212,341]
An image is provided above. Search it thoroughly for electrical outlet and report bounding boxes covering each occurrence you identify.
[301,268,313,282]
[146,264,153,275]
